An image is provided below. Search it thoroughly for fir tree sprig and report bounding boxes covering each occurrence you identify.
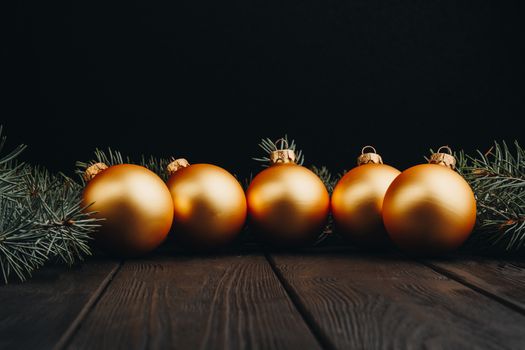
[76,148,174,181]
[0,126,27,166]
[456,141,525,251]
[22,166,97,265]
[1,127,100,283]
[0,199,49,282]
[76,148,125,181]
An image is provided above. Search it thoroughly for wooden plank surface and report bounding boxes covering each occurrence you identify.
[269,252,525,350]
[66,254,321,350]
[0,259,120,350]
[424,256,525,313]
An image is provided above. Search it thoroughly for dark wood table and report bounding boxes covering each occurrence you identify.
[2,247,525,350]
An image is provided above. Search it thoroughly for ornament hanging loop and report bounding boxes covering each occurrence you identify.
[437,146,453,155]
[274,138,290,150]
[357,145,383,165]
[167,158,190,175]
[430,146,456,169]
[361,145,377,154]
[83,162,108,182]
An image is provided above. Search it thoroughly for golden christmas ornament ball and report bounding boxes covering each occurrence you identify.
[331,146,400,246]
[382,147,477,255]
[246,148,330,246]
[166,160,247,249]
[82,163,174,257]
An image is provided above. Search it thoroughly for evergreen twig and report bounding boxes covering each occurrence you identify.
[76,148,174,181]
[456,141,525,252]
[0,127,100,283]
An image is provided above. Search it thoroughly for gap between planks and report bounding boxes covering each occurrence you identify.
[418,260,525,317]
[264,253,337,350]
[385,249,525,317]
[53,261,124,350]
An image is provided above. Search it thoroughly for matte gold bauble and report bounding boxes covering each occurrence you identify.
[82,163,174,257]
[383,147,477,255]
[246,149,330,246]
[331,146,400,246]
[166,160,247,249]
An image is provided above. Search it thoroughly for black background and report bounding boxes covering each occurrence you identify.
[3,0,524,178]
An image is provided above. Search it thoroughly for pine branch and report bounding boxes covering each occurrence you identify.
[1,127,100,283]
[457,141,525,252]
[76,148,125,182]
[77,148,174,181]
[0,125,27,166]
[0,198,48,282]
[0,127,27,201]
[21,166,98,265]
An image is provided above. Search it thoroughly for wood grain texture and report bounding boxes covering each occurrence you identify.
[425,256,525,312]
[0,259,120,350]
[67,254,321,350]
[270,252,525,350]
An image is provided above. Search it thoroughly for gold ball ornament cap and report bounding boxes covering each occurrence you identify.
[357,146,383,165]
[270,149,296,164]
[167,158,190,175]
[429,146,456,169]
[83,162,109,182]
